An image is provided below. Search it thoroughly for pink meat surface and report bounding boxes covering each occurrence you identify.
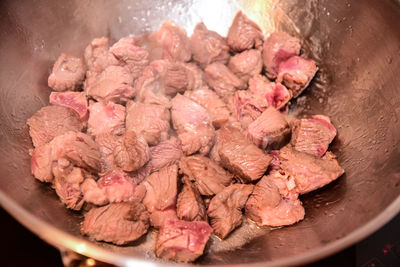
[228,49,263,83]
[87,101,125,136]
[149,137,183,172]
[232,90,269,129]
[49,91,88,120]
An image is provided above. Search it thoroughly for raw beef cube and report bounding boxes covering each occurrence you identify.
[177,176,207,221]
[87,101,125,136]
[49,91,88,120]
[84,37,119,73]
[48,53,86,92]
[228,49,262,83]
[207,184,254,239]
[150,137,183,172]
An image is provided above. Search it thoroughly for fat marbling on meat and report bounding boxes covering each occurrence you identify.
[49,91,88,120]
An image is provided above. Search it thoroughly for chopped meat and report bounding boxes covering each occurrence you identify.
[248,75,292,110]
[151,21,192,62]
[129,162,152,184]
[150,137,183,172]
[156,219,212,262]
[245,173,304,227]
[278,146,344,194]
[171,94,215,156]
[95,131,150,172]
[179,155,232,196]
[267,170,298,200]
[269,150,281,170]
[81,202,150,245]
[150,209,178,229]
[218,124,272,183]
[190,22,230,68]
[49,91,88,120]
[228,49,263,83]
[84,66,135,102]
[84,37,119,73]
[209,130,222,164]
[207,184,254,239]
[263,32,301,79]
[142,165,178,228]
[185,86,231,128]
[48,53,86,92]
[109,36,149,80]
[290,115,337,157]
[27,105,84,147]
[125,101,170,146]
[81,178,108,206]
[177,177,207,221]
[204,63,246,102]
[276,56,318,98]
[30,142,53,183]
[246,107,291,150]
[227,11,263,52]
[87,101,125,136]
[232,90,268,129]
[53,167,85,210]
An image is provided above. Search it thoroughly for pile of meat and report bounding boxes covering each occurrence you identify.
[27,12,344,262]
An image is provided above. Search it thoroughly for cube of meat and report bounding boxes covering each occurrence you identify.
[27,105,84,147]
[205,63,246,102]
[190,22,230,68]
[177,177,207,222]
[248,75,292,110]
[30,142,53,183]
[151,21,192,62]
[184,86,231,128]
[53,167,86,210]
[84,66,135,102]
[278,146,344,194]
[129,162,152,185]
[81,202,150,245]
[179,155,233,196]
[227,11,263,52]
[171,94,215,156]
[109,36,149,80]
[218,125,272,183]
[290,115,337,157]
[48,53,86,91]
[263,32,301,79]
[49,91,88,120]
[276,56,318,98]
[87,101,125,136]
[245,173,305,227]
[246,107,291,150]
[142,165,178,228]
[232,90,269,129]
[228,49,263,83]
[149,137,183,172]
[84,37,119,73]
[207,184,254,239]
[125,101,170,146]
[156,219,212,262]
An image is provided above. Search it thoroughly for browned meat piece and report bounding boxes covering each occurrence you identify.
[125,101,170,146]
[156,219,212,262]
[149,137,183,172]
[180,155,232,196]
[279,146,344,194]
[248,75,291,110]
[27,105,84,147]
[245,172,304,227]
[290,115,337,157]
[209,130,222,163]
[218,125,272,183]
[227,11,263,52]
[185,87,231,128]
[276,56,318,98]
[190,22,230,68]
[171,94,215,155]
[263,32,301,79]
[142,165,178,228]
[48,53,86,92]
[53,167,86,210]
[81,202,150,245]
[246,107,291,150]
[49,91,88,120]
[30,142,53,183]
[87,101,125,136]
[84,66,135,102]
[177,177,207,221]
[84,37,119,73]
[207,184,254,239]
[228,49,262,83]
[151,21,192,62]
[232,90,268,129]
[109,36,149,80]
[204,63,246,102]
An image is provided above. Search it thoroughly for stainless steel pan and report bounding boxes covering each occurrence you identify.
[0,0,399,266]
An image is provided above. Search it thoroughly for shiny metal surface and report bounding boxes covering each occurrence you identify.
[0,0,399,266]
